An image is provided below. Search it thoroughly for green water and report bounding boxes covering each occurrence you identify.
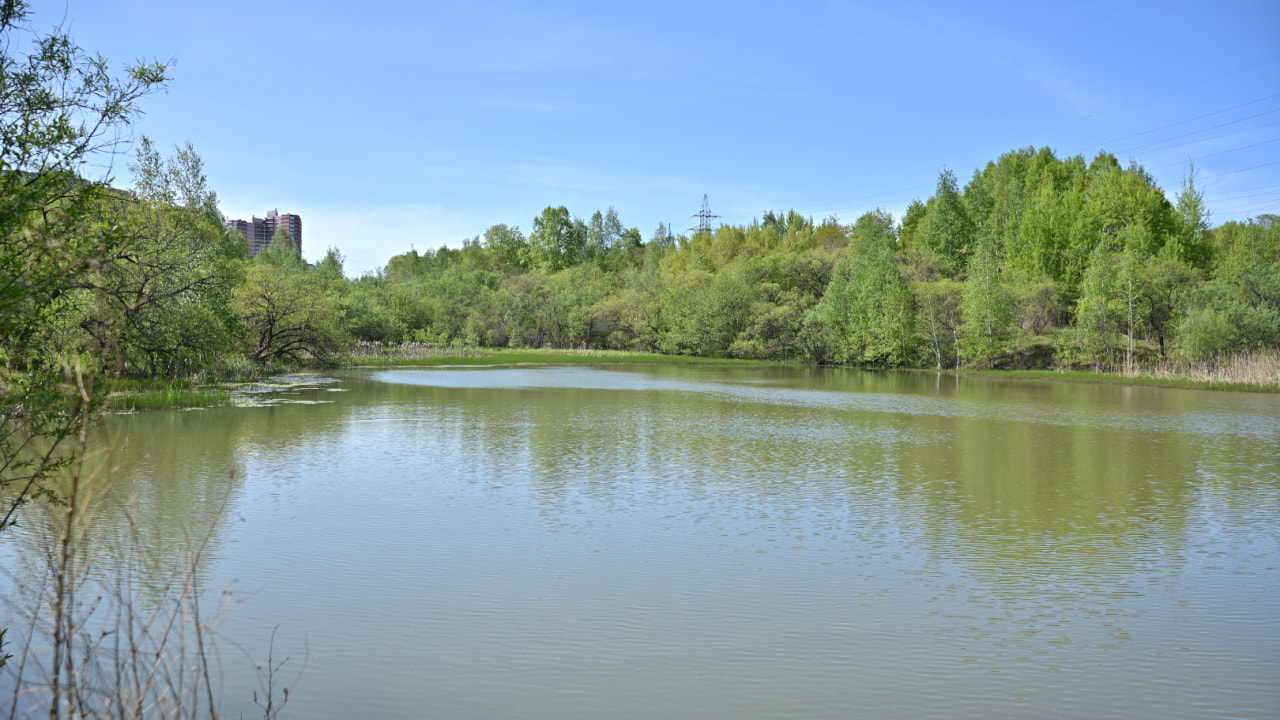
[4,365,1278,718]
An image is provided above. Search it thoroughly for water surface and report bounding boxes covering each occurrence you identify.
[4,365,1277,718]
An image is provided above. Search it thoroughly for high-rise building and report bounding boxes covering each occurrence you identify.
[226,209,302,257]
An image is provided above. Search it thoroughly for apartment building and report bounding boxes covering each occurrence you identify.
[227,209,302,257]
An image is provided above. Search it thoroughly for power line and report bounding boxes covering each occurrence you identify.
[1212,202,1280,218]
[1210,187,1280,202]
[1201,159,1280,179]
[1153,137,1280,170]
[1073,91,1280,155]
[1113,112,1280,156]
[1215,196,1279,208]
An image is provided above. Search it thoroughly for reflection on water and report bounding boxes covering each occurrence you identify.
[3,365,1278,719]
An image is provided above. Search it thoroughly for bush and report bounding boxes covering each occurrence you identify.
[1176,279,1280,361]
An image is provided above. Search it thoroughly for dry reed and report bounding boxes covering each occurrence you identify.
[1137,349,1280,387]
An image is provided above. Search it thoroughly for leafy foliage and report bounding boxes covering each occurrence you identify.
[812,211,916,365]
[1,0,168,529]
[958,235,1013,366]
[63,139,244,377]
[234,263,349,363]
[304,152,1274,374]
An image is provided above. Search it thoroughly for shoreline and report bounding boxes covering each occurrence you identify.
[113,348,1279,411]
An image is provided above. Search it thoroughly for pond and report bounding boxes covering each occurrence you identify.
[3,364,1278,718]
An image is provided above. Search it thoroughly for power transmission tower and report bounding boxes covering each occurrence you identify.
[689,194,719,234]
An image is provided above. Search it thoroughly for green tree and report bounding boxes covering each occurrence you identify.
[898,199,928,250]
[659,263,758,357]
[584,207,625,264]
[1176,272,1280,361]
[336,279,405,343]
[650,222,676,251]
[1114,246,1146,374]
[1,0,168,492]
[233,263,349,363]
[816,210,916,365]
[255,227,308,272]
[64,139,244,377]
[729,291,808,359]
[313,246,348,292]
[958,235,1014,366]
[917,169,975,275]
[0,5,168,346]
[1075,158,1176,258]
[912,278,963,369]
[482,223,528,273]
[526,206,584,272]
[545,264,617,347]
[1006,269,1062,335]
[588,265,663,350]
[1074,244,1123,370]
[962,147,1051,252]
[1013,173,1077,282]
[1138,256,1199,359]
[1165,165,1212,269]
[1211,215,1280,288]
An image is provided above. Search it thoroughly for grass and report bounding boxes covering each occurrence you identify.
[106,378,230,411]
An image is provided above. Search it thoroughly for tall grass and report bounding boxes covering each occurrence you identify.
[105,379,229,412]
[1141,349,1280,388]
[974,349,1280,391]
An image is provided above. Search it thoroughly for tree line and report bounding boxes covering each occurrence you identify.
[6,140,1278,386]
[311,148,1277,373]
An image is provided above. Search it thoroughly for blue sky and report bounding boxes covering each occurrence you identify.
[30,0,1280,275]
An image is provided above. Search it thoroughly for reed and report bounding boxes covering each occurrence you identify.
[972,350,1280,392]
[1140,349,1280,388]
